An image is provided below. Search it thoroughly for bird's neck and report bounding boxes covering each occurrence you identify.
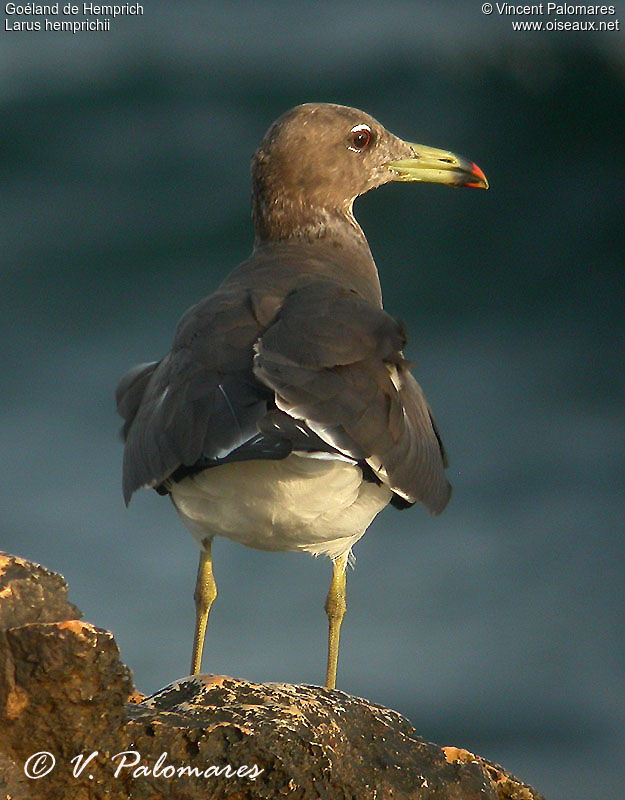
[253,194,365,246]
[248,203,383,307]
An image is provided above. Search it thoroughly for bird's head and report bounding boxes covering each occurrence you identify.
[251,103,487,243]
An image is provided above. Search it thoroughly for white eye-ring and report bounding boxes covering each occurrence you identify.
[348,124,373,152]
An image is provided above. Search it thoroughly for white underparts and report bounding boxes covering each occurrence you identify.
[169,452,392,559]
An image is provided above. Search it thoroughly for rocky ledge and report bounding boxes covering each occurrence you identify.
[0,553,545,800]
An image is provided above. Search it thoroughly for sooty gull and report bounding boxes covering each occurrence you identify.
[116,103,488,689]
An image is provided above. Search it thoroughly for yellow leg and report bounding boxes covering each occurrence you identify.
[190,540,217,675]
[324,552,348,689]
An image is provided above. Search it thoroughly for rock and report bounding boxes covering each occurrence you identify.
[0,553,81,629]
[0,553,546,800]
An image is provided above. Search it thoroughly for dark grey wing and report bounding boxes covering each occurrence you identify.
[116,361,159,439]
[116,282,368,504]
[254,282,451,514]
[116,289,270,504]
[117,278,450,514]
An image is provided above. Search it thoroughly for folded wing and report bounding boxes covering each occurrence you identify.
[117,279,451,514]
[254,281,451,514]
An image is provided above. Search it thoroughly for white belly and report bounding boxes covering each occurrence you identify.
[169,453,392,559]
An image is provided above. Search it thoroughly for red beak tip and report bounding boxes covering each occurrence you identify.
[466,162,488,188]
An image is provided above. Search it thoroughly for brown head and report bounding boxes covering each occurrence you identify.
[251,103,487,243]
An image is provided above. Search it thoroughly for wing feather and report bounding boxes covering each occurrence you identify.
[254,282,451,514]
[117,278,450,515]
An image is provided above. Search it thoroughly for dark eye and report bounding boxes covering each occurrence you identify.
[348,124,372,152]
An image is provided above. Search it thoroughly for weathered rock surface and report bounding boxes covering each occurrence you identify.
[0,553,546,800]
